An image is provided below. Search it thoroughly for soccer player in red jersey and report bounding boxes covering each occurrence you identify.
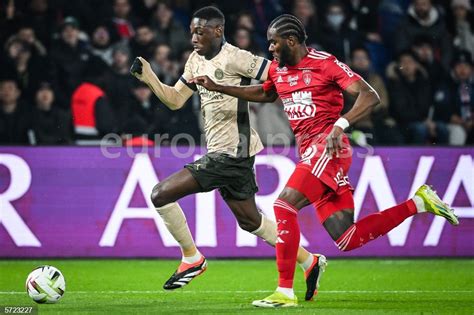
[190,14,459,308]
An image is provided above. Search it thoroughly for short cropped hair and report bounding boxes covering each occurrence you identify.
[192,6,225,24]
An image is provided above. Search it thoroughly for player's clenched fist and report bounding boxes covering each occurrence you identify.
[130,56,153,83]
[189,75,219,91]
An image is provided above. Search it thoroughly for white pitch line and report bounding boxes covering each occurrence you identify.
[1,290,473,295]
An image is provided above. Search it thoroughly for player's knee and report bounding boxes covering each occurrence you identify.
[150,183,169,208]
[237,217,260,232]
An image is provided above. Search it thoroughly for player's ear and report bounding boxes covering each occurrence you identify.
[287,36,297,47]
[215,25,223,37]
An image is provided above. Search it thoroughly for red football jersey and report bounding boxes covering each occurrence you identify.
[262,49,361,156]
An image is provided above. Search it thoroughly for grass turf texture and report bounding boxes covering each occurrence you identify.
[0,259,472,314]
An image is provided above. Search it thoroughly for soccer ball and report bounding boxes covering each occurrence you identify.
[25,265,66,304]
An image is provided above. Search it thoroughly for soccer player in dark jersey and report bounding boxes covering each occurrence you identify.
[190,14,459,308]
[130,7,325,299]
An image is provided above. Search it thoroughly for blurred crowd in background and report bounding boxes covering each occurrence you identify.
[0,0,473,146]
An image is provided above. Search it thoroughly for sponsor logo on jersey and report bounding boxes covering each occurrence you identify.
[197,85,224,100]
[334,59,354,77]
[287,75,299,86]
[283,91,316,121]
[276,66,288,72]
[303,73,312,85]
[277,75,284,83]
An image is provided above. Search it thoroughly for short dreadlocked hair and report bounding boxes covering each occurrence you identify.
[192,6,225,24]
[269,14,307,43]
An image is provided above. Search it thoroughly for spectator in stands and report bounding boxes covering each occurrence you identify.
[16,25,47,57]
[129,77,201,147]
[0,79,30,144]
[71,78,117,141]
[448,50,474,144]
[132,0,160,24]
[2,37,50,102]
[232,27,264,56]
[150,2,189,56]
[411,35,450,86]
[108,0,138,42]
[106,43,135,131]
[292,0,319,45]
[24,0,57,48]
[50,17,91,103]
[89,24,114,66]
[395,0,453,70]
[347,47,403,145]
[127,80,167,139]
[0,0,22,48]
[378,0,409,53]
[129,24,158,60]
[411,36,458,145]
[247,0,283,40]
[315,0,364,62]
[150,43,179,85]
[448,0,474,58]
[58,1,111,35]
[233,11,266,54]
[344,0,382,43]
[30,82,72,144]
[388,50,449,144]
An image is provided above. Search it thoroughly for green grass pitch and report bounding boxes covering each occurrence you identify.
[0,259,473,314]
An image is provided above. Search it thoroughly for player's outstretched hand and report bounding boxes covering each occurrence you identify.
[189,75,219,91]
[325,126,345,158]
[130,57,152,83]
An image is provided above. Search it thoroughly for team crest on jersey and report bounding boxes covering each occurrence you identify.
[214,68,224,80]
[303,73,312,85]
[283,91,316,120]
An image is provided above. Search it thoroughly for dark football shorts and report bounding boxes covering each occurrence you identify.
[184,153,258,200]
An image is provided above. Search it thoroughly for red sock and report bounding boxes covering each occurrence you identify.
[336,200,417,251]
[274,198,300,288]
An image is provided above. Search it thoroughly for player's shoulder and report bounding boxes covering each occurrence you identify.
[220,42,247,60]
[222,42,239,54]
[306,48,336,65]
[222,42,261,60]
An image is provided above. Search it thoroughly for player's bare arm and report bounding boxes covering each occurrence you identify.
[325,79,380,157]
[190,75,278,103]
[130,56,193,110]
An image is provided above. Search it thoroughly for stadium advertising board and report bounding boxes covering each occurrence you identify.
[0,147,472,257]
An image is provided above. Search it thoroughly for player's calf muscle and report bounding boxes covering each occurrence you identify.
[227,199,262,232]
[323,209,355,241]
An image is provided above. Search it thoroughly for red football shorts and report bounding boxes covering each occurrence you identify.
[286,137,354,223]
